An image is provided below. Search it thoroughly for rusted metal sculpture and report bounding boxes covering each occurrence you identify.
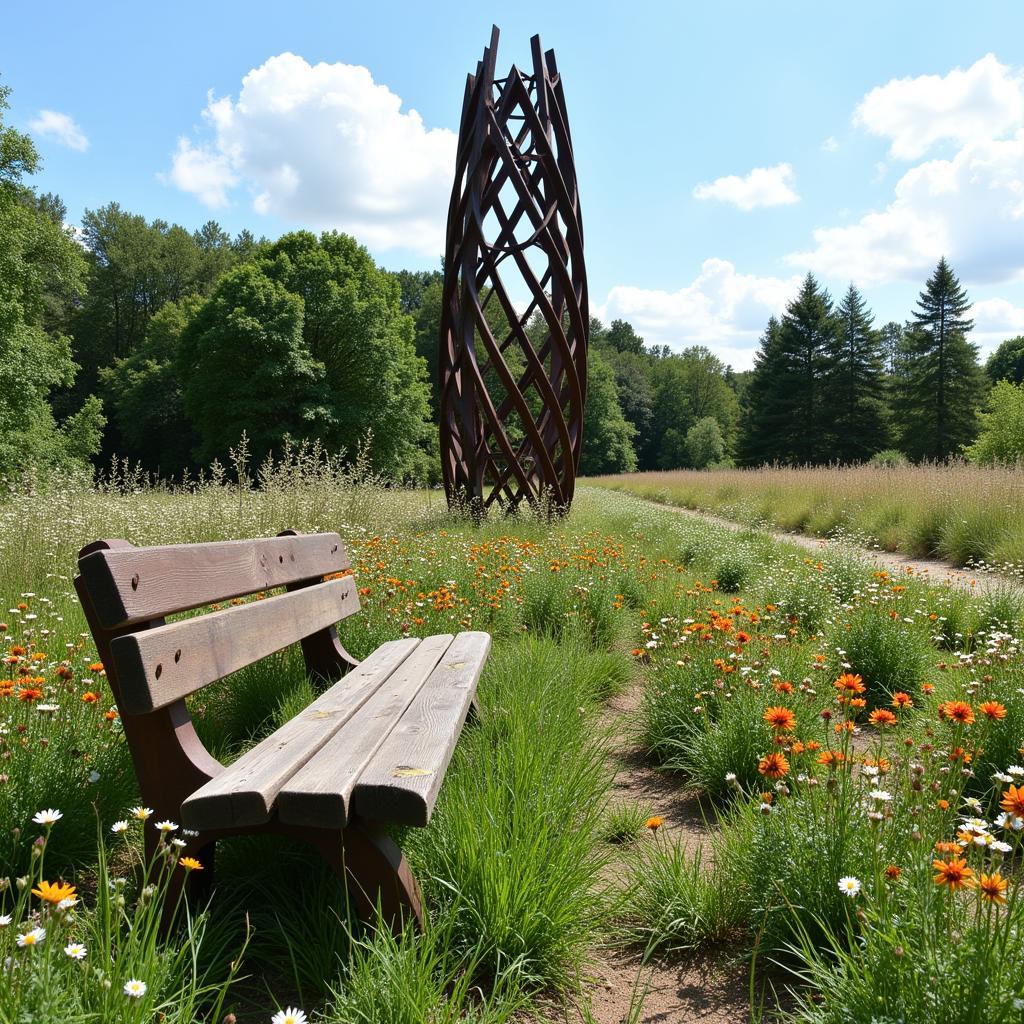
[439,26,588,514]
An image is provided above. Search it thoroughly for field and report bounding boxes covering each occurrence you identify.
[588,463,1024,573]
[3,461,1024,1023]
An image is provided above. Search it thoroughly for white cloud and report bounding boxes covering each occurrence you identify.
[167,52,457,255]
[597,258,801,370]
[854,54,1024,160]
[821,136,839,153]
[692,163,799,210]
[28,110,88,152]
[971,297,1024,353]
[788,128,1024,286]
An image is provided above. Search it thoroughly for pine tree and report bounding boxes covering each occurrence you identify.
[822,284,890,461]
[897,257,985,460]
[740,317,789,464]
[777,274,836,463]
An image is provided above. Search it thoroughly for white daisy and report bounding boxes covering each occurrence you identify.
[16,927,45,947]
[130,806,153,821]
[154,820,178,834]
[57,897,78,910]
[123,979,147,998]
[868,789,892,802]
[271,1008,307,1024]
[32,808,62,826]
[0,914,11,926]
[110,820,129,834]
[838,876,861,898]
[64,942,87,959]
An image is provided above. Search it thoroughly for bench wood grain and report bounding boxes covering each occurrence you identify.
[109,575,359,714]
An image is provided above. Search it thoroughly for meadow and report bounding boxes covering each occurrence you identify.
[3,452,1024,1022]
[588,462,1024,572]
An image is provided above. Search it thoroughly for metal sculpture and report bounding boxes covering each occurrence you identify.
[439,26,588,514]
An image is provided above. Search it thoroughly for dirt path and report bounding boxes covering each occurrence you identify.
[540,682,751,1024]
[647,500,1017,594]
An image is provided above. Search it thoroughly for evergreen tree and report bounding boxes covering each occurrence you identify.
[822,284,890,461]
[897,258,984,460]
[740,317,788,465]
[777,274,836,463]
[985,336,1024,385]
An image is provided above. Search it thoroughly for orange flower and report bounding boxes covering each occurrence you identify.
[18,686,43,702]
[103,709,119,721]
[891,692,913,708]
[758,752,790,779]
[868,708,897,727]
[978,700,1007,721]
[977,872,1008,905]
[817,750,845,768]
[80,691,99,704]
[884,864,902,881]
[32,880,77,904]
[933,857,974,891]
[179,856,204,871]
[773,680,794,694]
[645,816,663,831]
[940,701,974,725]
[763,706,797,732]
[921,683,935,694]
[934,840,960,855]
[834,673,865,694]
[937,799,950,811]
[1000,784,1024,818]
[87,662,104,674]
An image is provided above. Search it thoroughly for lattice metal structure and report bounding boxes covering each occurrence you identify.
[439,26,588,514]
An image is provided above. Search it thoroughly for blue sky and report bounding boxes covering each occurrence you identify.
[5,1,1024,368]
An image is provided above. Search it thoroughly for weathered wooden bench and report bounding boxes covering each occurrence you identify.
[74,530,490,928]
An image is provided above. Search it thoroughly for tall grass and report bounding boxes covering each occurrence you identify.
[589,462,1024,570]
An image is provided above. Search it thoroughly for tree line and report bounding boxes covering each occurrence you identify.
[3,84,1024,485]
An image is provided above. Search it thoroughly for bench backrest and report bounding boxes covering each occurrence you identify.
[74,531,359,808]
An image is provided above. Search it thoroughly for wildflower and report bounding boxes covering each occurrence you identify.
[759,802,773,815]
[933,857,974,891]
[996,811,1024,831]
[885,864,902,881]
[87,662,104,673]
[179,856,203,871]
[940,700,975,725]
[64,942,87,959]
[834,673,865,694]
[758,752,790,779]
[891,692,913,708]
[32,880,76,905]
[644,816,663,832]
[32,808,62,827]
[1000,784,1024,818]
[110,820,128,834]
[868,789,893,802]
[80,691,99,704]
[763,706,796,732]
[868,708,897,727]
[18,686,43,702]
[838,876,861,898]
[16,927,45,947]
[0,915,10,926]
[131,806,153,821]
[977,872,1008,905]
[272,1009,307,1024]
[123,979,148,998]
[155,820,178,833]
[978,700,1007,721]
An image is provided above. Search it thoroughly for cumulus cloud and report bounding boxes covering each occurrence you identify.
[28,110,88,152]
[972,297,1024,354]
[692,163,799,210]
[166,52,457,255]
[821,136,839,153]
[791,54,1024,288]
[596,258,801,370]
[855,54,1024,160]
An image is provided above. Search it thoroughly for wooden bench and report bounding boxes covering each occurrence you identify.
[74,530,490,928]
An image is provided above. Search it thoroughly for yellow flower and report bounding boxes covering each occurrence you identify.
[32,880,77,905]
[179,856,203,871]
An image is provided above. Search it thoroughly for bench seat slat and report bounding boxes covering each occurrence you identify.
[352,631,491,827]
[80,533,349,629]
[180,637,421,831]
[276,634,455,828]
[109,576,359,715]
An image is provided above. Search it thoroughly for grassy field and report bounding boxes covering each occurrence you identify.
[588,462,1024,572]
[3,461,1024,1022]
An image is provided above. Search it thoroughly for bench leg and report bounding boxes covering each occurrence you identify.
[307,819,424,933]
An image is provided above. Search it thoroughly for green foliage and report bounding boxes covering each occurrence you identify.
[868,448,908,467]
[178,262,329,465]
[0,85,102,479]
[985,334,1024,385]
[580,348,637,475]
[963,379,1024,464]
[897,257,985,460]
[684,416,728,469]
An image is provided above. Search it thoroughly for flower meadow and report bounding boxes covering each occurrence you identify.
[2,459,1023,1021]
